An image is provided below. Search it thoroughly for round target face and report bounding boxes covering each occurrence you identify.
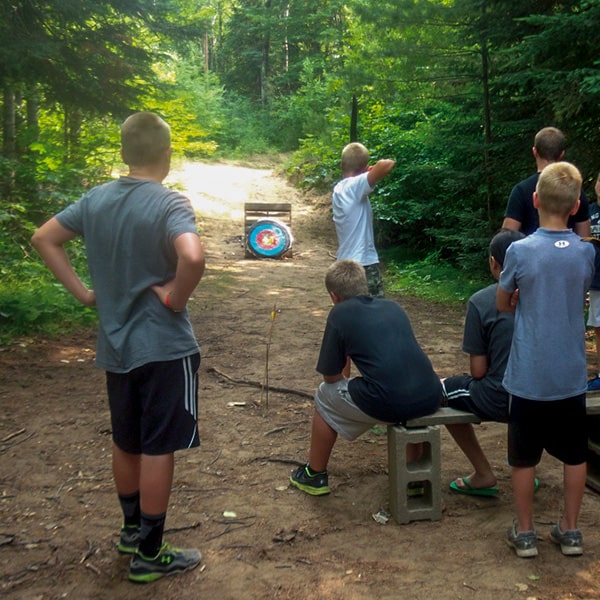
[246,218,293,258]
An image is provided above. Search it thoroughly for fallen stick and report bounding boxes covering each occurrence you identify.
[207,367,313,399]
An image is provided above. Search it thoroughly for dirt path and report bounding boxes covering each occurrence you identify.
[2,161,600,599]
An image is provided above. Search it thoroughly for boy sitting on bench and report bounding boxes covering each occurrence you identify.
[441,229,524,496]
[290,259,442,495]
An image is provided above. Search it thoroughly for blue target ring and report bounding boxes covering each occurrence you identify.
[246,218,293,258]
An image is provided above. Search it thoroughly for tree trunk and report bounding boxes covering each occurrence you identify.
[350,95,358,142]
[3,85,16,159]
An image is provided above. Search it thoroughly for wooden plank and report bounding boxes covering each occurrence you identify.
[244,202,291,212]
[404,393,600,429]
[405,407,482,428]
[587,392,600,415]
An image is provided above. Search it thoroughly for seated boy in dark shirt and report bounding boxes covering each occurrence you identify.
[442,229,524,496]
[290,259,442,495]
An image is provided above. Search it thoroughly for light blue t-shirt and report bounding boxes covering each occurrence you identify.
[499,228,594,400]
[57,176,200,373]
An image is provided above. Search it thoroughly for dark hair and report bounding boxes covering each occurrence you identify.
[489,229,525,267]
[534,127,566,161]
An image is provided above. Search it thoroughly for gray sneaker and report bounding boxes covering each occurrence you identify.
[506,522,538,558]
[129,542,202,583]
[549,522,583,556]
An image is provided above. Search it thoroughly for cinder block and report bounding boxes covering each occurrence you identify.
[387,425,442,524]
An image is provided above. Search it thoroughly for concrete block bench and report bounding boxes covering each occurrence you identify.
[387,392,600,525]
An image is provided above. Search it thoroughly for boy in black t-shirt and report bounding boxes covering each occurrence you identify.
[290,259,442,496]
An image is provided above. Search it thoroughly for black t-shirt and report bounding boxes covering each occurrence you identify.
[505,172,589,235]
[316,296,441,422]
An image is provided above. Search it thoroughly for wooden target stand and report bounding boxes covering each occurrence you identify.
[244,202,293,259]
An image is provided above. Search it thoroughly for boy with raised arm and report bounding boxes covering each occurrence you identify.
[332,142,395,297]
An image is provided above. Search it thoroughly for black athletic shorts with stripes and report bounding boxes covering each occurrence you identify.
[507,393,587,468]
[106,353,201,455]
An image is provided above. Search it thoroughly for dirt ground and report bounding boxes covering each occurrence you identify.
[2,161,600,600]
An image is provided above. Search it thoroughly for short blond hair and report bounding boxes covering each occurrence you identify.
[536,161,582,216]
[325,259,369,299]
[121,112,171,167]
[341,142,369,175]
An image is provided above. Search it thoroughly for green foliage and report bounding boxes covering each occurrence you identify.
[383,249,490,306]
[3,0,600,345]
[0,243,96,345]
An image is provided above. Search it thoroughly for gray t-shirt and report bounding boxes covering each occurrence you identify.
[57,176,200,372]
[462,282,513,421]
[499,228,594,400]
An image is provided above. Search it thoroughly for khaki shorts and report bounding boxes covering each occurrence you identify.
[314,379,382,441]
[588,290,600,327]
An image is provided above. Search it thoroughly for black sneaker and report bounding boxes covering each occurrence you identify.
[117,526,140,555]
[128,542,202,583]
[290,464,330,496]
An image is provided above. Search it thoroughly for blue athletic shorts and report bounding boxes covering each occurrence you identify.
[507,394,587,468]
[106,353,200,455]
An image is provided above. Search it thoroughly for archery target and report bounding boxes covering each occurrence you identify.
[246,218,293,259]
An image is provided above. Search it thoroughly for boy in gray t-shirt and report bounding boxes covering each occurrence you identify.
[442,229,524,497]
[31,112,205,583]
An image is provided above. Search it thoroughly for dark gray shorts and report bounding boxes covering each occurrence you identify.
[106,353,200,455]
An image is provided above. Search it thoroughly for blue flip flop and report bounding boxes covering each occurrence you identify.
[449,476,499,497]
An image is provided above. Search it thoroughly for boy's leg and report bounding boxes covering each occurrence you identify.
[548,462,585,556]
[113,443,141,495]
[112,444,142,554]
[446,423,497,489]
[512,465,536,532]
[406,442,423,463]
[112,444,175,554]
[308,409,338,473]
[342,356,351,379]
[561,462,586,531]
[140,453,175,515]
[364,263,385,298]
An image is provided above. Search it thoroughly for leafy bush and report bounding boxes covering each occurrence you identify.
[0,250,97,345]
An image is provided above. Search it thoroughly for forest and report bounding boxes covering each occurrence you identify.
[1,0,600,340]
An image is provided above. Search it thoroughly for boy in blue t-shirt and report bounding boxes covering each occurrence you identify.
[498,162,594,559]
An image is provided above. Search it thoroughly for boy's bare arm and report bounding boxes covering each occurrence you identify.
[323,373,344,383]
[496,286,515,313]
[574,219,591,238]
[31,217,96,307]
[367,159,395,187]
[469,354,488,379]
[501,217,522,231]
[152,232,205,311]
